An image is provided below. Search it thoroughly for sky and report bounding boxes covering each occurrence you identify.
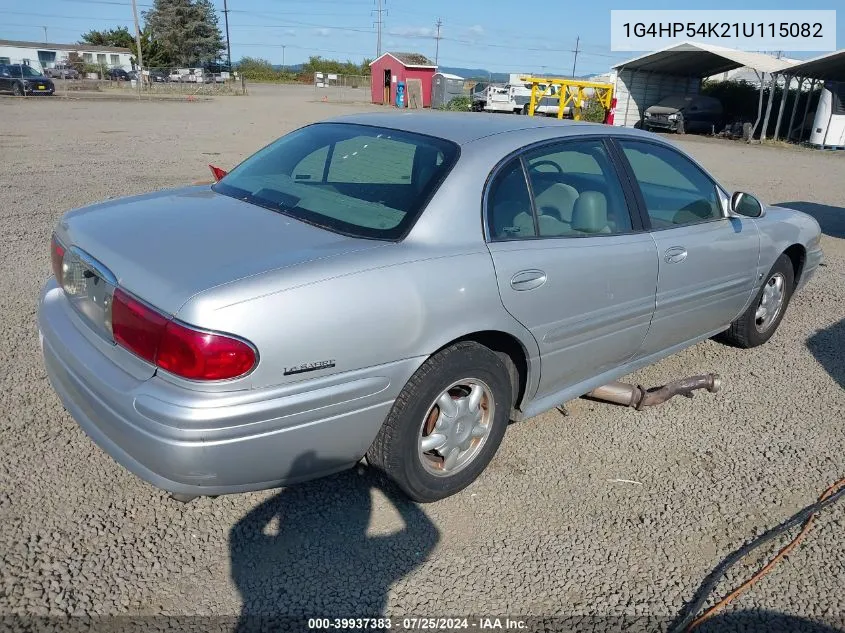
[0,0,842,75]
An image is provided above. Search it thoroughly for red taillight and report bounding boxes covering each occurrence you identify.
[51,236,65,285]
[158,321,256,380]
[110,288,256,380]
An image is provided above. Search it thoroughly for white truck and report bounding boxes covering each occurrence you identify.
[482,74,571,116]
[483,81,533,114]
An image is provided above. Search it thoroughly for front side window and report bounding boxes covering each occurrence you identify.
[213,123,459,240]
[618,140,722,228]
[523,139,633,237]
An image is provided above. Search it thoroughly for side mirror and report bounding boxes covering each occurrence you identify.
[730,191,764,218]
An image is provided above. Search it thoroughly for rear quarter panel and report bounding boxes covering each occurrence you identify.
[176,243,540,394]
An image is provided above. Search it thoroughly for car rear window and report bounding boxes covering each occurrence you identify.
[213,122,459,240]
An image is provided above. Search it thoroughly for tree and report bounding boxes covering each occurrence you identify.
[80,26,135,49]
[130,26,170,69]
[143,0,225,67]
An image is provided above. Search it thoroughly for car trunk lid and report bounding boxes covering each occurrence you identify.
[58,185,383,318]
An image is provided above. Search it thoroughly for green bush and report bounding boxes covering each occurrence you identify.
[578,98,608,123]
[443,95,471,111]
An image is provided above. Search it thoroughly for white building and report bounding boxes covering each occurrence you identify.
[0,39,133,72]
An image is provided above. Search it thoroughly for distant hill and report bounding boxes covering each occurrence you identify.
[440,66,602,82]
[271,63,602,83]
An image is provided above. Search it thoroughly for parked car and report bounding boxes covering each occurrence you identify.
[45,63,79,80]
[38,114,823,503]
[106,68,129,81]
[126,70,140,81]
[169,69,190,82]
[0,64,54,96]
[148,69,169,83]
[643,94,724,134]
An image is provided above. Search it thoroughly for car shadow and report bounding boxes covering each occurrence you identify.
[693,610,843,632]
[229,453,440,631]
[773,201,845,239]
[807,317,845,390]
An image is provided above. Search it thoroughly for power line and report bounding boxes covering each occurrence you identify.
[434,17,442,66]
[221,0,231,70]
[372,0,386,57]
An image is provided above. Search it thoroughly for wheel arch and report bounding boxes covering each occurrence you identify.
[430,329,535,417]
[783,243,806,288]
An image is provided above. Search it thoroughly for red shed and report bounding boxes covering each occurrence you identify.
[370,52,437,108]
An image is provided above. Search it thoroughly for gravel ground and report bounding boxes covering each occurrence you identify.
[1,84,844,632]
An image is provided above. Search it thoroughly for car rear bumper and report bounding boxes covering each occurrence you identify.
[38,280,420,496]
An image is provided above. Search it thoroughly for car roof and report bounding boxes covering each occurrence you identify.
[322,111,610,146]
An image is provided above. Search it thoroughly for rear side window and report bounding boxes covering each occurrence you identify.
[487,159,535,239]
[214,123,459,240]
[523,139,633,237]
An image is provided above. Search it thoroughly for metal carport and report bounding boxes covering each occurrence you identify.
[611,41,795,135]
[767,49,845,145]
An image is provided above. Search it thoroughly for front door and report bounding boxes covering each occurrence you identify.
[614,138,760,356]
[383,69,391,104]
[485,138,658,398]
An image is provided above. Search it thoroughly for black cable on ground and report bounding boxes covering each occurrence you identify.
[669,481,845,633]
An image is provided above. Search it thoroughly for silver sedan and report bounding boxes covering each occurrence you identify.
[38,113,823,502]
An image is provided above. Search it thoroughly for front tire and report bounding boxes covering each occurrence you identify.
[366,341,513,502]
[12,82,23,96]
[719,254,794,348]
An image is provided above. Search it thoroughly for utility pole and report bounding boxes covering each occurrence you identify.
[130,0,144,74]
[571,35,580,78]
[281,45,286,71]
[42,26,48,42]
[373,0,387,57]
[434,18,443,66]
[222,0,232,71]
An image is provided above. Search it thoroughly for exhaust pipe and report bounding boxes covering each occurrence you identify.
[585,373,721,410]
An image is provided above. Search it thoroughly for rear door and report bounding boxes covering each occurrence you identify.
[613,138,759,357]
[485,137,658,398]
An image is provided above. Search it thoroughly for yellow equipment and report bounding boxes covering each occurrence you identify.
[521,76,614,120]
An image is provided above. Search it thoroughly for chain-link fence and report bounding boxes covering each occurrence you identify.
[0,59,245,98]
[313,73,370,103]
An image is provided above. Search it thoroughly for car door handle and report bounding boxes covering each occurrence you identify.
[664,246,688,264]
[510,270,547,291]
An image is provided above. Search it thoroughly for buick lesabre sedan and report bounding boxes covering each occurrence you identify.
[39,113,823,503]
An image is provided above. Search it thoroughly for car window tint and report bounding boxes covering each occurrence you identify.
[524,139,633,237]
[487,159,535,240]
[292,146,329,182]
[619,140,722,228]
[212,122,458,240]
[327,135,415,184]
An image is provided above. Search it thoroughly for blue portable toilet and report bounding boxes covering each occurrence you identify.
[395,81,406,108]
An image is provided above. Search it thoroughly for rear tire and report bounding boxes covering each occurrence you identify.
[719,253,794,348]
[366,341,513,503]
